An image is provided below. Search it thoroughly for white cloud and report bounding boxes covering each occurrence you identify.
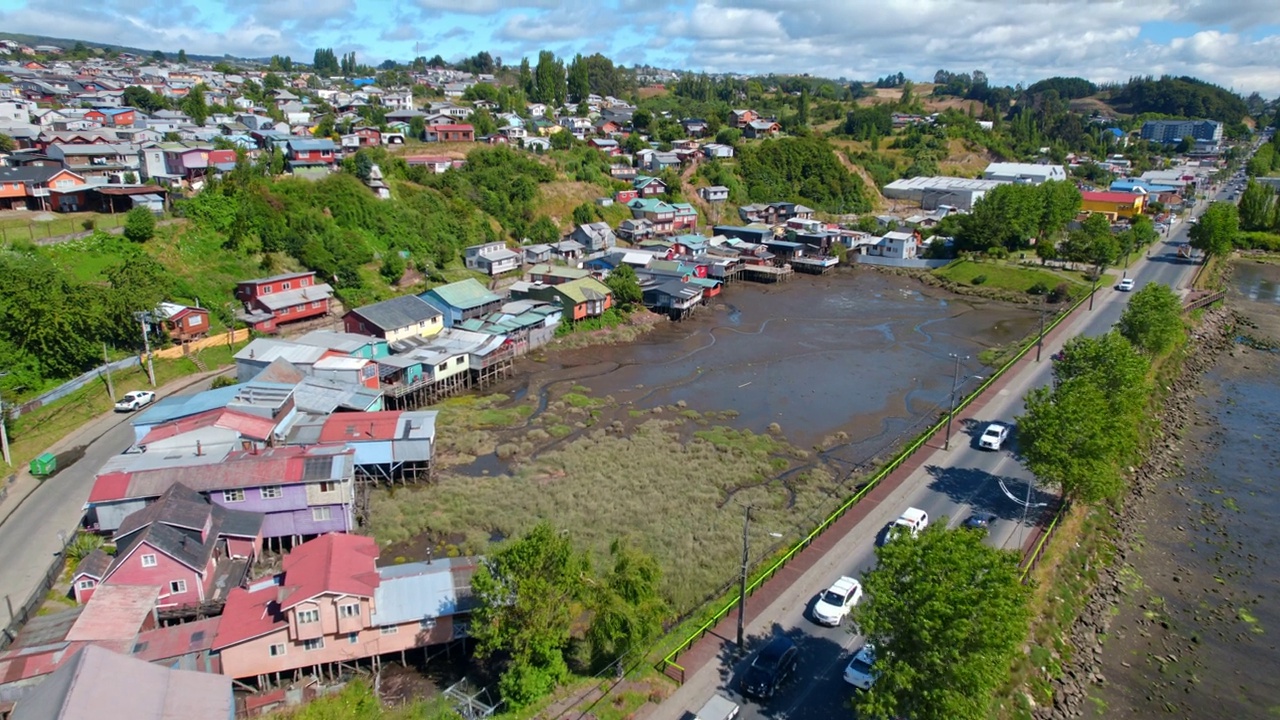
[497,12,590,42]
[415,0,558,14]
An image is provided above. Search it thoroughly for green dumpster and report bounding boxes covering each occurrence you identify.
[30,453,56,477]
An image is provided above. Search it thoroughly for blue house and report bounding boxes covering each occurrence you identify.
[1109,179,1177,195]
[420,278,505,328]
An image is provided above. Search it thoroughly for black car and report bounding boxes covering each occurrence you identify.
[963,512,997,534]
[741,636,799,700]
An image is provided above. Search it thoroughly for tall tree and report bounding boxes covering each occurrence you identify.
[470,523,588,708]
[518,57,533,96]
[854,525,1031,720]
[1117,283,1185,355]
[585,540,668,669]
[567,53,590,104]
[180,83,209,126]
[1238,179,1276,231]
[533,50,566,107]
[176,49,187,64]
[1188,201,1239,259]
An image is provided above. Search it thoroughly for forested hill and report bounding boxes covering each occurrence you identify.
[1107,75,1250,125]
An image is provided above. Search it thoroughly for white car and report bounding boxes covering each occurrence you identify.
[812,576,863,626]
[885,507,929,543]
[978,422,1010,450]
[843,643,878,689]
[1116,278,1135,292]
[114,390,157,413]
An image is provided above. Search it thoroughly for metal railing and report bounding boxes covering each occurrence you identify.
[657,289,1093,680]
[1,531,78,650]
[1182,290,1226,313]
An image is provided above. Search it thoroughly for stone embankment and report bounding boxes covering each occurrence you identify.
[1032,306,1235,719]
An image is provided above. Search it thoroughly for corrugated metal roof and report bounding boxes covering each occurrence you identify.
[347,295,441,332]
[65,585,158,643]
[131,386,241,436]
[421,278,503,311]
[295,330,386,355]
[372,557,476,626]
[234,338,329,366]
[252,283,333,311]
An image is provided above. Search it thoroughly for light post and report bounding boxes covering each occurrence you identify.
[944,353,969,450]
[0,372,10,467]
[1035,295,1046,362]
[999,477,1050,549]
[736,505,782,653]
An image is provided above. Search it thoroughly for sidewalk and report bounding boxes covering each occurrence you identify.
[649,249,1169,719]
[0,366,233,529]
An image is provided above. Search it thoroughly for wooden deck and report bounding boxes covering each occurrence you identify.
[741,264,795,283]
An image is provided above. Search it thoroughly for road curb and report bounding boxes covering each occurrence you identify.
[0,367,234,529]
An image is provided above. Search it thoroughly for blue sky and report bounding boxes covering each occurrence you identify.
[2,0,1278,95]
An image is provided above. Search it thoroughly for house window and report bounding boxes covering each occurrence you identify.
[339,603,360,618]
[223,489,245,502]
[454,357,464,366]
[380,625,398,635]
[311,300,321,308]
[420,618,436,630]
[261,285,272,294]
[303,638,324,651]
[312,506,333,522]
[260,486,282,500]
[77,580,95,590]
[297,608,320,624]
[348,632,359,644]
[282,281,292,290]
[269,643,286,657]
[436,363,446,372]
[169,579,187,594]
[140,554,157,568]
[318,481,335,493]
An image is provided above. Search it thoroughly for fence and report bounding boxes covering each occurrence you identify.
[1182,290,1225,314]
[10,355,141,421]
[657,288,1093,682]
[1,531,77,651]
[152,328,250,360]
[851,255,953,269]
[0,213,128,245]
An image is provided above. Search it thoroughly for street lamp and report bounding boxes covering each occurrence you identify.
[999,477,1050,548]
[1035,295,1047,362]
[737,505,782,653]
[0,372,10,467]
[1087,272,1100,311]
[944,354,969,450]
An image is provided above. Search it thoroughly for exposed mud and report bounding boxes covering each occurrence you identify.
[1039,258,1280,719]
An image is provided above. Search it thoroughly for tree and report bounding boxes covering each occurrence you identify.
[1188,201,1238,259]
[1129,214,1158,247]
[176,49,187,64]
[151,49,165,62]
[1238,179,1276,231]
[585,540,667,669]
[549,129,574,151]
[853,525,1030,720]
[527,215,561,244]
[180,83,209,127]
[379,251,407,284]
[572,202,597,226]
[604,264,642,309]
[0,134,15,153]
[1118,283,1185,355]
[533,50,566,107]
[1176,135,1195,154]
[123,207,157,243]
[470,523,588,708]
[123,85,167,113]
[796,87,809,126]
[567,54,590,104]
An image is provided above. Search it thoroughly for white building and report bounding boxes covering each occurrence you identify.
[981,162,1067,185]
[882,176,1003,211]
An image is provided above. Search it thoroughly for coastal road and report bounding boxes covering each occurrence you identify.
[0,371,227,637]
[660,189,1222,720]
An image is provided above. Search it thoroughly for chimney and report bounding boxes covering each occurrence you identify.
[249,347,255,359]
[195,440,204,456]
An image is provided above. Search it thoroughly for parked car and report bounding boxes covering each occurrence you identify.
[884,507,929,543]
[741,635,799,700]
[1116,278,1135,292]
[978,422,1010,450]
[114,390,157,413]
[692,694,739,720]
[843,643,878,690]
[812,576,863,626]
[962,512,997,534]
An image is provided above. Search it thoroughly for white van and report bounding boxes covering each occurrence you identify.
[692,694,739,720]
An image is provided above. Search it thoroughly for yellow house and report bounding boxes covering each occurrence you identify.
[343,294,444,344]
[1081,190,1145,220]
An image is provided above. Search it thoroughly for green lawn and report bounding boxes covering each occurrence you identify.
[0,212,129,243]
[933,259,1095,295]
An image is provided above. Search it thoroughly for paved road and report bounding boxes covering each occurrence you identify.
[0,372,226,633]
[661,188,1226,720]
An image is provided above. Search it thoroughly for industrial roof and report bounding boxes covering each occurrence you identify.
[883,175,1005,193]
[314,356,371,372]
[347,294,441,331]
[8,645,231,720]
[421,278,503,311]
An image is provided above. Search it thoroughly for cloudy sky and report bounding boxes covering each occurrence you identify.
[2,0,1278,95]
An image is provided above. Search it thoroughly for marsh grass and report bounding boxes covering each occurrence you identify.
[370,418,845,612]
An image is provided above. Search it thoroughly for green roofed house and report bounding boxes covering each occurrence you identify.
[419,278,505,328]
[513,277,613,321]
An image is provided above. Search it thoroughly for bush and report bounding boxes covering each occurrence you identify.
[971,274,988,286]
[1235,231,1280,252]
[1048,282,1072,303]
[1028,281,1050,295]
[210,375,239,389]
[123,207,156,243]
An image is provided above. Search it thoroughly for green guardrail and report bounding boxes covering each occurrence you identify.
[658,288,1094,677]
[1019,506,1066,583]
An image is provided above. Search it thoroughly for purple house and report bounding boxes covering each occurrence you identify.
[87,445,356,545]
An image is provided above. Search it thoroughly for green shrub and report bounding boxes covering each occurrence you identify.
[1048,282,1072,303]
[1028,281,1050,295]
[971,274,988,286]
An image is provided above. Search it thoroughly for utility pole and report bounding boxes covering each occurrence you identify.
[102,342,116,401]
[1036,296,1047,362]
[944,354,968,450]
[137,311,157,387]
[737,504,751,653]
[0,376,10,467]
[1087,273,1100,311]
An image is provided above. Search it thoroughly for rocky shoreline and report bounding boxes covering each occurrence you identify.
[1032,305,1237,719]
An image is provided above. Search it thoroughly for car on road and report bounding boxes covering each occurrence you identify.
[978,422,1010,450]
[884,507,929,544]
[692,694,739,720]
[812,576,863,626]
[843,643,878,690]
[1116,278,1135,292]
[962,512,997,534]
[114,390,157,413]
[741,635,799,700]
